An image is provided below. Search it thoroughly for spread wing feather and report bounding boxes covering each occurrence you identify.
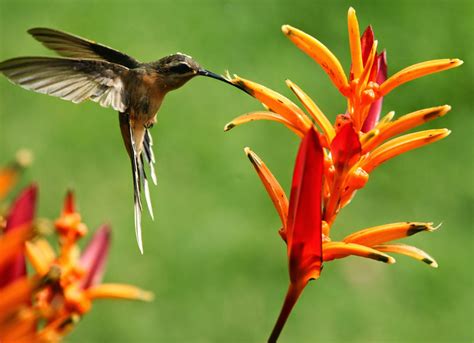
[28,27,141,69]
[0,57,128,112]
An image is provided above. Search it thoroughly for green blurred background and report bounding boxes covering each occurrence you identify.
[1,0,473,342]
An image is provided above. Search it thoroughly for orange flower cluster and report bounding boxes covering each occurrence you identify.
[0,162,152,342]
[224,7,461,342]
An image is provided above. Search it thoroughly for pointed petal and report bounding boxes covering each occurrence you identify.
[330,121,361,171]
[282,25,349,95]
[0,185,37,288]
[0,277,36,318]
[25,241,52,276]
[323,241,395,264]
[229,76,311,132]
[62,190,75,215]
[361,51,387,132]
[245,148,289,229]
[287,128,324,284]
[360,26,375,64]
[359,40,378,90]
[85,283,154,301]
[373,243,438,268]
[79,225,111,289]
[348,7,364,78]
[360,129,450,173]
[379,59,463,96]
[286,80,335,142]
[362,105,451,152]
[224,111,304,137]
[343,222,438,247]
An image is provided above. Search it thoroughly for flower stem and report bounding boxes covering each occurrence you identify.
[268,282,304,343]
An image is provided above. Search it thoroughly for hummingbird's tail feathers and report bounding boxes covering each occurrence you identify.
[28,27,141,69]
[140,155,155,221]
[0,57,128,112]
[143,129,157,185]
[130,122,144,254]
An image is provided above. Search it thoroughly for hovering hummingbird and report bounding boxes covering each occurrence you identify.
[0,28,242,253]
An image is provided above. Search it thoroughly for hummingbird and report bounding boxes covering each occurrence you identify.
[0,28,242,253]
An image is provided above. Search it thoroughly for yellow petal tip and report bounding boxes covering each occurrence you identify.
[244,147,251,155]
[281,25,291,35]
[387,256,396,264]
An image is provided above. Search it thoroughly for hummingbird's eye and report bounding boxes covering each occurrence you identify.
[169,63,192,74]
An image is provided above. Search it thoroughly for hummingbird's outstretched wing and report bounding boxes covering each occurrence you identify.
[0,57,128,112]
[28,28,141,69]
[118,112,155,254]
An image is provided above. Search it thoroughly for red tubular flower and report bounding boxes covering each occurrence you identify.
[269,128,323,343]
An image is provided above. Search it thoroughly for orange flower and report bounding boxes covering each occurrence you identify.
[0,189,153,342]
[225,7,459,342]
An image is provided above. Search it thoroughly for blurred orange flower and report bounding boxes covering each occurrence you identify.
[0,187,153,342]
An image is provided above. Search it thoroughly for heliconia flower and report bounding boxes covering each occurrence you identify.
[230,9,459,337]
[1,188,153,341]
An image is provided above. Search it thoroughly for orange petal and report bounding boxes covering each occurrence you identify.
[360,129,450,173]
[85,283,154,301]
[379,59,463,96]
[285,80,335,142]
[323,241,395,264]
[348,7,363,78]
[0,277,36,320]
[25,240,55,276]
[362,105,451,152]
[282,25,349,95]
[0,225,32,270]
[359,40,378,89]
[343,222,438,246]
[229,76,311,132]
[245,148,289,228]
[224,111,304,137]
[373,243,438,268]
[0,308,38,342]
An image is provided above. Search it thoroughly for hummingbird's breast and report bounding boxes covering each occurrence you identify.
[125,68,166,127]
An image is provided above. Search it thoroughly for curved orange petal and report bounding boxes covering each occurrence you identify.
[360,129,450,173]
[362,105,451,152]
[285,80,335,142]
[379,59,463,96]
[282,25,349,95]
[323,241,395,264]
[348,7,363,78]
[343,222,438,246]
[373,243,438,268]
[224,111,303,137]
[86,283,154,301]
[244,148,289,229]
[229,76,311,132]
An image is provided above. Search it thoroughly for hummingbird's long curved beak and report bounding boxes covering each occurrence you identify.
[198,69,248,93]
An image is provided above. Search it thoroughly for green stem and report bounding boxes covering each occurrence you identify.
[268,282,304,343]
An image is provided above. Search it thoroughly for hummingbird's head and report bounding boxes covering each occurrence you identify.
[155,53,244,91]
